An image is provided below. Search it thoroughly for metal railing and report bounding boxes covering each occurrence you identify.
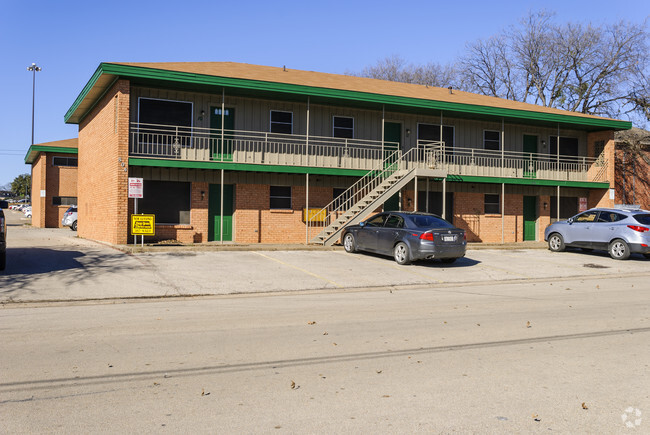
[418,140,608,182]
[128,123,608,183]
[130,122,398,171]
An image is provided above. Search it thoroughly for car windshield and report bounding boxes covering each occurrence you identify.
[407,215,454,229]
[632,214,650,225]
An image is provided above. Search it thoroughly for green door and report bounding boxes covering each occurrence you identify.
[210,107,235,161]
[209,184,234,241]
[383,122,402,211]
[523,196,537,241]
[523,135,537,179]
[383,122,401,169]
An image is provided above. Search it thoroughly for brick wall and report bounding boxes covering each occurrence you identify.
[30,152,79,228]
[78,80,130,244]
[587,130,615,208]
[235,183,332,243]
[454,191,525,243]
[615,148,650,209]
[30,154,45,228]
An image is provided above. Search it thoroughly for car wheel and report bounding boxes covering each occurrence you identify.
[548,233,565,252]
[343,233,356,253]
[71,221,77,231]
[440,258,456,264]
[0,251,5,271]
[608,239,630,260]
[393,242,410,265]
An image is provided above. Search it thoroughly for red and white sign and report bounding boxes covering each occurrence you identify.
[128,177,143,199]
[579,197,588,212]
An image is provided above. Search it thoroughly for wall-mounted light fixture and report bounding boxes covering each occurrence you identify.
[543,202,548,210]
[407,198,413,208]
[406,128,411,137]
[201,191,206,200]
[198,110,205,121]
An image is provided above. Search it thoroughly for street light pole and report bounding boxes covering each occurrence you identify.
[27,63,42,146]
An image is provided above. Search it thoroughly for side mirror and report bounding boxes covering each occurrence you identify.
[567,217,574,224]
[0,200,8,209]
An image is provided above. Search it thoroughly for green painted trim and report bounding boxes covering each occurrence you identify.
[64,64,105,122]
[66,63,633,131]
[24,145,78,164]
[128,157,370,176]
[446,174,610,189]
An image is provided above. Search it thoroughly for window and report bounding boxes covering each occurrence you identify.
[594,140,606,157]
[270,186,291,209]
[409,214,454,229]
[483,130,501,151]
[270,111,293,134]
[139,181,191,225]
[417,124,454,148]
[52,196,77,206]
[138,98,193,129]
[333,116,354,138]
[365,214,387,227]
[550,136,579,157]
[384,215,404,229]
[52,157,78,167]
[574,211,598,222]
[484,194,500,214]
[598,212,625,223]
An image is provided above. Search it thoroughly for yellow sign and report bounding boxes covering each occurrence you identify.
[303,208,326,222]
[131,214,155,235]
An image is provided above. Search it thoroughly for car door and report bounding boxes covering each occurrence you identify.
[376,214,404,255]
[566,211,599,246]
[593,211,626,249]
[356,214,387,252]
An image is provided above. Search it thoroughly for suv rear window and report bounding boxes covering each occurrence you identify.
[632,214,650,225]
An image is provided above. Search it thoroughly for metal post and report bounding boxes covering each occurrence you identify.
[442,178,446,220]
[381,105,385,160]
[27,63,42,145]
[305,173,309,244]
[133,198,137,246]
[501,183,505,243]
[414,176,418,211]
[557,185,560,221]
[439,113,443,152]
[501,119,505,177]
[221,89,225,163]
[220,169,224,244]
[426,178,430,213]
[306,97,310,165]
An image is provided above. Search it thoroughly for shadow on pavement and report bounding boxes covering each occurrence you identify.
[354,251,481,268]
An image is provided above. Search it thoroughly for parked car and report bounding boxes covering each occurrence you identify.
[1,200,7,271]
[23,206,32,218]
[341,211,466,265]
[544,207,650,260]
[61,206,77,231]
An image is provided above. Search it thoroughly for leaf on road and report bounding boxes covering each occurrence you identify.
[323,332,328,335]
[201,389,210,396]
[290,381,297,389]
[526,321,532,328]
[307,321,316,325]
[376,370,382,374]
[532,414,540,421]
[382,395,390,398]
[582,402,588,410]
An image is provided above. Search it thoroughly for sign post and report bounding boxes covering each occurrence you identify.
[128,178,144,245]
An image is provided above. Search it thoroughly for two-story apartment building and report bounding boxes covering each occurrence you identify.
[64,62,631,245]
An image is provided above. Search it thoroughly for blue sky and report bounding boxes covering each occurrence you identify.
[1,0,648,187]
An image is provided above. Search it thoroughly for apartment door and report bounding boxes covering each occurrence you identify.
[210,107,235,161]
[209,184,234,242]
[383,122,402,210]
[523,135,537,178]
[523,196,537,241]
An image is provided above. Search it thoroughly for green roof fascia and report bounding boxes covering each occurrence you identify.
[25,145,78,164]
[66,63,632,131]
[128,157,370,177]
[446,174,610,189]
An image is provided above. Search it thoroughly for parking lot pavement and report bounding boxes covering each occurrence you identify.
[1,213,649,303]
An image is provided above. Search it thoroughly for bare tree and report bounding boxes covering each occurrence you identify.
[350,55,457,88]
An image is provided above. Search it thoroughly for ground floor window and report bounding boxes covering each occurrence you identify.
[52,196,77,206]
[140,181,191,224]
[484,194,500,214]
[550,196,578,219]
[270,186,291,209]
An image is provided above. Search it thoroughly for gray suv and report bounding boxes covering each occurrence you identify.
[0,200,7,271]
[544,207,650,260]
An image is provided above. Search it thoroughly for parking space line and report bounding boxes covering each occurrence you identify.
[254,252,343,288]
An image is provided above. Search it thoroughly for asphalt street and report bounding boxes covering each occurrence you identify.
[1,210,649,433]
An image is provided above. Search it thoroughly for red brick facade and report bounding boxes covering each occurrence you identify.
[78,80,130,244]
[30,150,78,228]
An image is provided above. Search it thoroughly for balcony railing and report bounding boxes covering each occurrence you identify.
[130,122,397,171]
[128,123,608,183]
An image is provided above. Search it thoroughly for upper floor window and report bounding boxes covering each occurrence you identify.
[417,124,455,148]
[550,136,579,157]
[52,156,78,167]
[138,98,193,129]
[270,111,293,134]
[333,116,354,138]
[483,130,501,151]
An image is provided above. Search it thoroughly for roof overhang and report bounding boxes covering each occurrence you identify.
[65,63,633,132]
[25,142,78,164]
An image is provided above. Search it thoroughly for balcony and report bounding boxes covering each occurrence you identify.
[129,123,608,183]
